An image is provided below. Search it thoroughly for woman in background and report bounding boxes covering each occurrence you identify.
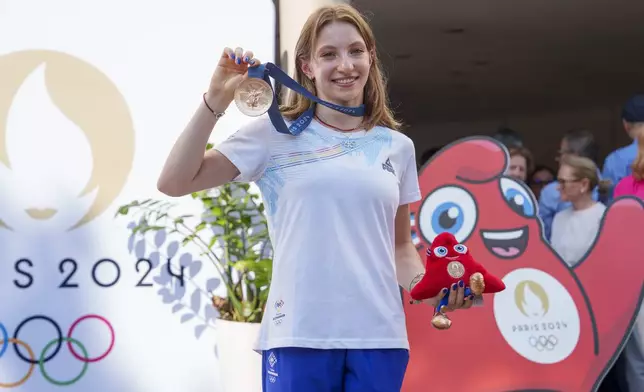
[611,120,644,392]
[549,155,609,267]
[614,131,644,199]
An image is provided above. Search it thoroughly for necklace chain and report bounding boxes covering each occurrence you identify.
[314,115,361,132]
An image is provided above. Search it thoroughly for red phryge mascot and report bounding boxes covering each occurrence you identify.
[410,232,505,329]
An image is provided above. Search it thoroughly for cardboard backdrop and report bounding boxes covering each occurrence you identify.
[403,136,644,392]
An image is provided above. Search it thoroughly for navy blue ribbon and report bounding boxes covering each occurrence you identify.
[247,63,365,135]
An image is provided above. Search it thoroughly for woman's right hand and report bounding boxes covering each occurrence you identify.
[205,47,261,112]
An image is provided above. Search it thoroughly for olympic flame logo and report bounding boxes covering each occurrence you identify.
[0,314,115,388]
[0,50,135,231]
[515,280,550,318]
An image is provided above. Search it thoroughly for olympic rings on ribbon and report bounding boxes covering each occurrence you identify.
[0,314,114,387]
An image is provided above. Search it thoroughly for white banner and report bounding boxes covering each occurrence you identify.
[0,0,275,390]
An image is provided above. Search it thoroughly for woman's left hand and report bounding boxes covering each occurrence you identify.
[443,282,475,312]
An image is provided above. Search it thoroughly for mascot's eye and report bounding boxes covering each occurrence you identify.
[434,246,448,257]
[418,186,478,243]
[454,244,467,254]
[500,177,536,218]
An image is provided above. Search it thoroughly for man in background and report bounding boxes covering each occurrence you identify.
[603,94,644,199]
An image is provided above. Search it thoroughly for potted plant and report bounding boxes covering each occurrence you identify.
[116,174,272,392]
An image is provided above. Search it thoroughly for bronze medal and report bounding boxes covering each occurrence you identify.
[234,78,274,116]
[447,261,465,279]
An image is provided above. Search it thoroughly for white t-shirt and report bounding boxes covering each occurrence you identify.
[215,115,422,351]
[550,202,606,267]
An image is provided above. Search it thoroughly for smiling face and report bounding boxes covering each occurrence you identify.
[300,21,372,107]
[413,139,542,269]
[428,232,470,262]
[507,154,527,182]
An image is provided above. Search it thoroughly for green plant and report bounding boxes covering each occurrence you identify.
[116,182,272,324]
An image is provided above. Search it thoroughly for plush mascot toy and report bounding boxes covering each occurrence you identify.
[410,232,506,329]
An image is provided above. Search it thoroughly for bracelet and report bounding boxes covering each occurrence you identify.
[203,93,226,119]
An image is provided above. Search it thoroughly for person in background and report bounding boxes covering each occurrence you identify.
[602,94,644,199]
[529,165,555,200]
[417,145,444,170]
[492,127,523,149]
[611,111,644,392]
[549,155,610,267]
[614,124,644,199]
[538,129,600,240]
[506,146,534,183]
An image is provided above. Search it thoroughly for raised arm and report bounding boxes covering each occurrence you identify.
[157,47,260,197]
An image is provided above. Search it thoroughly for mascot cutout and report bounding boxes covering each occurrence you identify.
[403,136,644,392]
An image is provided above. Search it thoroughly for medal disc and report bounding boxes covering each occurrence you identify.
[234,78,274,117]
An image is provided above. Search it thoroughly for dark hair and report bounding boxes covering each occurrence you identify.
[531,164,556,178]
[622,94,644,123]
[493,127,523,149]
[508,146,534,174]
[562,129,598,164]
[418,146,444,168]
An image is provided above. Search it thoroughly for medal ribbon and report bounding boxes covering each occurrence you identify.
[247,63,365,136]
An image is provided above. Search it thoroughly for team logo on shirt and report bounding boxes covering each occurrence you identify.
[403,136,644,392]
[382,158,395,175]
[273,299,285,326]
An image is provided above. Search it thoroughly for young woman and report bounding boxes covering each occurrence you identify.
[614,131,644,199]
[549,155,610,267]
[157,4,473,391]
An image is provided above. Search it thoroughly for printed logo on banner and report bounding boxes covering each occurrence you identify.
[0,50,135,231]
[0,314,114,388]
[403,137,644,392]
[493,268,581,364]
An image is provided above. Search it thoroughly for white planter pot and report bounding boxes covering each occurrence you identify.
[215,319,263,392]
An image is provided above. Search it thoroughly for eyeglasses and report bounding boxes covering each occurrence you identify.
[557,178,581,186]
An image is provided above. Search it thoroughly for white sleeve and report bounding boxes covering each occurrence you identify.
[399,139,422,205]
[214,117,271,183]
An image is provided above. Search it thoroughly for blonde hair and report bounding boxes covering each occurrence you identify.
[560,155,611,198]
[279,4,401,131]
[632,131,644,181]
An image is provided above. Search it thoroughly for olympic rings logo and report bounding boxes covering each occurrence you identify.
[0,314,115,388]
[528,334,558,352]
